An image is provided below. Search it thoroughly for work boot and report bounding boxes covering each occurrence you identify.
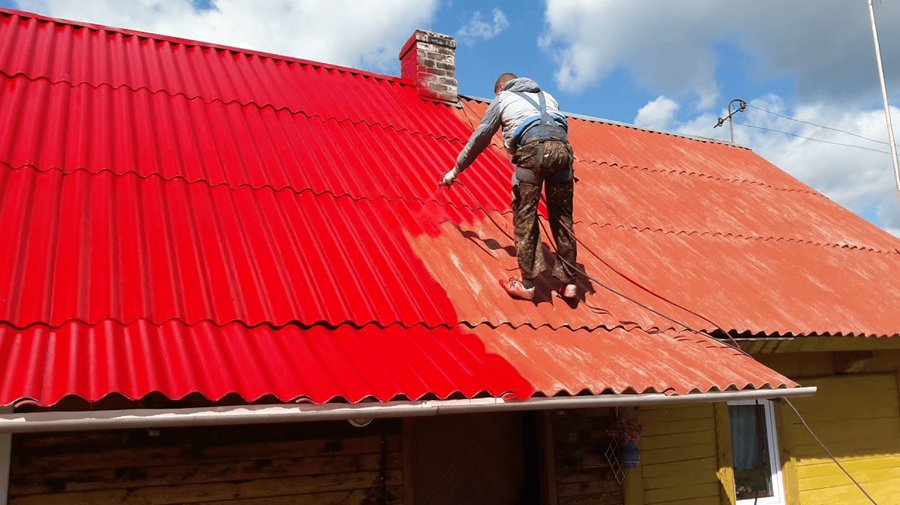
[559,283,577,300]
[500,277,535,301]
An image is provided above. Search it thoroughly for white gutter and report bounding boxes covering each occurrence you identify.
[0,387,815,434]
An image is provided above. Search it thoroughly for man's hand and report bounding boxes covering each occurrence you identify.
[439,168,458,188]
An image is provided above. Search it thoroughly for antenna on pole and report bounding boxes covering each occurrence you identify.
[867,0,900,205]
[714,99,746,144]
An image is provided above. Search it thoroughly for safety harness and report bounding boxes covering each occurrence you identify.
[511,91,569,146]
[510,91,573,184]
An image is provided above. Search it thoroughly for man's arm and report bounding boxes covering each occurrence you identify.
[455,100,503,173]
[439,99,503,188]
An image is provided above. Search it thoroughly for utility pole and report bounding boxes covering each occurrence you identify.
[867,0,900,205]
[714,99,746,144]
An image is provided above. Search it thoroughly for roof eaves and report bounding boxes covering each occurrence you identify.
[0,388,816,433]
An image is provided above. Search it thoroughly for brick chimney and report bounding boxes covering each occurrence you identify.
[399,29,458,104]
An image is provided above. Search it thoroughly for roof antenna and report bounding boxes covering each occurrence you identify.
[867,0,900,206]
[714,99,746,144]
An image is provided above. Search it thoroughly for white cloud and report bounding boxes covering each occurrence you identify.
[652,94,900,237]
[456,8,509,44]
[634,96,679,131]
[540,1,900,106]
[746,101,900,227]
[15,0,440,73]
[540,0,900,236]
[540,1,723,101]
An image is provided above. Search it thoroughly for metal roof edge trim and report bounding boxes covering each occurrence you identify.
[459,93,745,149]
[0,387,816,433]
[0,7,407,85]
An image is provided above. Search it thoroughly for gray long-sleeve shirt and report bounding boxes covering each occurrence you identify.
[454,77,564,173]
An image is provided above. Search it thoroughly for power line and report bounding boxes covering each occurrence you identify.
[746,103,892,147]
[733,120,893,155]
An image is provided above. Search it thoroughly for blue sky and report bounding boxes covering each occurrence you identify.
[6,1,900,236]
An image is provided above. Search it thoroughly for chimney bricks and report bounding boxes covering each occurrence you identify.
[399,29,458,104]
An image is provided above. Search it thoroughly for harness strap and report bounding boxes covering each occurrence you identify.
[511,91,568,146]
[514,91,549,118]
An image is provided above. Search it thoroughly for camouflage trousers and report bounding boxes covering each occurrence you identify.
[510,140,577,284]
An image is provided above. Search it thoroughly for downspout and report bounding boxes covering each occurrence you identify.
[0,388,816,434]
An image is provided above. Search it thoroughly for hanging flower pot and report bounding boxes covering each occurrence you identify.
[621,440,641,469]
[607,417,644,470]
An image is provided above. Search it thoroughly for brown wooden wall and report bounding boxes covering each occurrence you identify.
[550,407,623,505]
[408,412,530,505]
[8,419,402,505]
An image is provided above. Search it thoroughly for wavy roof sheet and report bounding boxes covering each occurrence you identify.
[14,7,898,407]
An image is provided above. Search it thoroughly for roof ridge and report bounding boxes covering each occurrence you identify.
[460,93,747,149]
[582,221,900,254]
[0,8,404,85]
[0,70,466,144]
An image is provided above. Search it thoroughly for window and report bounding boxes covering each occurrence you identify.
[728,400,786,505]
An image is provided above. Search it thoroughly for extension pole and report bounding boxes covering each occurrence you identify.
[868,0,900,204]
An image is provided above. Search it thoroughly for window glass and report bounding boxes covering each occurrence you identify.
[728,400,785,505]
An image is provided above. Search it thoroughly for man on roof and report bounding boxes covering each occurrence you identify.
[441,73,578,302]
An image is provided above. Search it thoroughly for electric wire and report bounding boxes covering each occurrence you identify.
[452,97,878,502]
[746,103,892,147]
[455,181,880,503]
[734,120,893,155]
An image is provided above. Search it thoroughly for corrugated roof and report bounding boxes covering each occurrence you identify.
[0,319,783,407]
[13,7,895,407]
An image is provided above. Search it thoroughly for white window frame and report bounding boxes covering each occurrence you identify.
[728,399,786,505]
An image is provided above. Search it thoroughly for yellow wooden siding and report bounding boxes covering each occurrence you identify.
[713,402,736,505]
[774,401,801,505]
[785,373,900,505]
[637,404,722,505]
[755,350,900,378]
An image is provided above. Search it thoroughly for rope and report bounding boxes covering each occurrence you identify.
[449,99,878,504]
[453,179,748,353]
[454,180,879,504]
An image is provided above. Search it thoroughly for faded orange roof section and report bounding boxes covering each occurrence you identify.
[452,98,900,338]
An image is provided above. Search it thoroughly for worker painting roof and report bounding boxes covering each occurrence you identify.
[443,73,577,301]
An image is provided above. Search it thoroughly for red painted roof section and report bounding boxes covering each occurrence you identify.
[10,7,888,407]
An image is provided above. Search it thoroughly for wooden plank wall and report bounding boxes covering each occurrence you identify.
[8,419,403,505]
[637,404,721,505]
[785,373,900,504]
[551,407,623,505]
[409,412,528,505]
